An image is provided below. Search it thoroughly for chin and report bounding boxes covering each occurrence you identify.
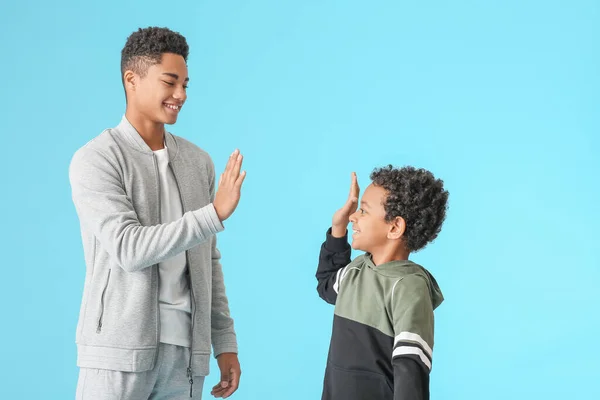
[150,115,177,126]
[157,110,179,125]
[163,116,178,125]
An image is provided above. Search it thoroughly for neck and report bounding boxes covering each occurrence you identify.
[125,107,165,151]
[370,243,410,266]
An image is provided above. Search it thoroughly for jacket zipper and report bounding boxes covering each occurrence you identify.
[152,154,162,369]
[168,162,196,398]
[187,273,196,398]
[96,269,112,333]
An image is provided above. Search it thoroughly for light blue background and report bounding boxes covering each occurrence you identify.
[1,0,598,399]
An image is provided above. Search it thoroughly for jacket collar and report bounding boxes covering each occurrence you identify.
[116,115,179,162]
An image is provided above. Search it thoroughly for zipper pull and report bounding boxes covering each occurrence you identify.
[187,367,194,397]
[96,321,102,333]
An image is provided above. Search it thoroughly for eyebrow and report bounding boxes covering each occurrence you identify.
[360,201,370,209]
[162,72,190,82]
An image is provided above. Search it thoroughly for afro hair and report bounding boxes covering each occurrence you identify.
[370,165,449,252]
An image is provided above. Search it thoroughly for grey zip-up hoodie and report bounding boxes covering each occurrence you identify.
[69,116,237,377]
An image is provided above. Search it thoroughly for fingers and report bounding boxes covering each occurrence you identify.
[210,367,239,398]
[342,196,358,212]
[211,363,233,398]
[224,149,238,173]
[345,172,359,207]
[211,385,228,397]
[232,153,243,178]
[345,173,359,215]
[221,149,243,186]
[221,367,240,398]
[210,367,230,396]
[235,170,247,188]
[211,379,229,397]
[350,172,359,199]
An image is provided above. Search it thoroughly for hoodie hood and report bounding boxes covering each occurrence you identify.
[364,255,444,310]
[418,266,444,309]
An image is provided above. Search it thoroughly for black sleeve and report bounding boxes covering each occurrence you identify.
[391,276,434,400]
[393,357,429,400]
[315,227,352,305]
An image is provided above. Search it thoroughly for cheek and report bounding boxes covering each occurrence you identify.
[139,84,164,101]
[152,92,167,109]
[366,219,389,238]
[136,85,152,103]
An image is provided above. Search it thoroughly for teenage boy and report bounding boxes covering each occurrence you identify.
[70,27,244,399]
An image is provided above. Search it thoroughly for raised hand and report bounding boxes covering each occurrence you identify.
[331,172,360,238]
[213,149,246,222]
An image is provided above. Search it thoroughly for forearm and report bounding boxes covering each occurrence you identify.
[393,358,429,400]
[210,242,238,356]
[316,227,352,304]
[77,201,223,272]
[70,149,224,272]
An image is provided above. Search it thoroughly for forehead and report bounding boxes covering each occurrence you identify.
[148,53,188,75]
[362,184,387,205]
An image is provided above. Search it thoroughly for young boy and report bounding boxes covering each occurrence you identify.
[69,27,245,399]
[316,166,448,400]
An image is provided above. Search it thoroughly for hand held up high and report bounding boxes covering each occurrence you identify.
[213,149,247,222]
[331,172,360,238]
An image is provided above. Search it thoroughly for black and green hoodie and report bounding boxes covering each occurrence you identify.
[316,228,444,400]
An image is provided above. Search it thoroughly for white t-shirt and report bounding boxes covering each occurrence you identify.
[154,145,192,348]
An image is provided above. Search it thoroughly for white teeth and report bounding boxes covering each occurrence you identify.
[165,104,179,110]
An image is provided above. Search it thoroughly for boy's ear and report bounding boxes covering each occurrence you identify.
[124,70,137,92]
[387,216,406,240]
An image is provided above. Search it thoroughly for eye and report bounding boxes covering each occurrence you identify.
[359,208,365,214]
[162,80,175,86]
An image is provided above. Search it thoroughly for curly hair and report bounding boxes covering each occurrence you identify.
[370,165,449,252]
[120,27,189,81]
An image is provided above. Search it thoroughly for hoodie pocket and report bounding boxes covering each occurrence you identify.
[96,269,112,333]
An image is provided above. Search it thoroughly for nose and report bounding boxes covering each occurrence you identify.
[173,85,187,102]
[349,211,358,223]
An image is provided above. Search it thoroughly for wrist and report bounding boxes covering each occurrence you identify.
[331,224,347,238]
[213,202,225,222]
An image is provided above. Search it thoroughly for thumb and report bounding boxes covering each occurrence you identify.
[344,196,358,210]
[220,369,230,388]
[337,197,357,218]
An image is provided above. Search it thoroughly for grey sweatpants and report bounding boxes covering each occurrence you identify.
[76,343,205,400]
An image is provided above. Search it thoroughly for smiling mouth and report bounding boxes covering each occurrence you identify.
[163,103,182,112]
